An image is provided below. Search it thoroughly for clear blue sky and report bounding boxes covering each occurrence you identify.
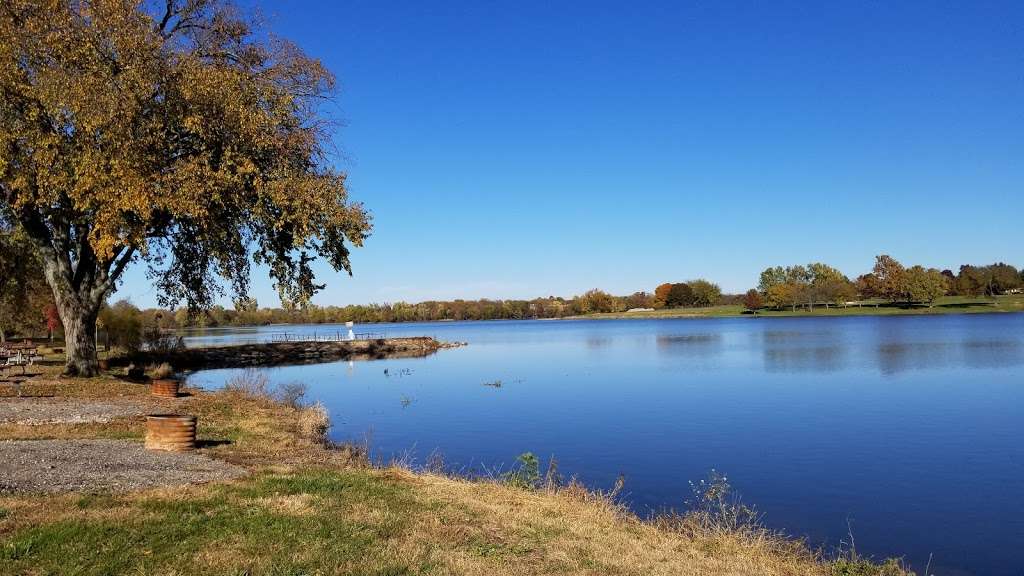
[119,0,1024,308]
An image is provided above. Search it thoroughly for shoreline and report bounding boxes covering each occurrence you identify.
[0,368,911,576]
[124,337,464,370]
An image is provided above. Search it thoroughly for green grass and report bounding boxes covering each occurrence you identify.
[582,294,1024,320]
[1,470,422,576]
[0,466,913,576]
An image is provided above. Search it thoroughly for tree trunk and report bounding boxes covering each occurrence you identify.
[58,300,100,377]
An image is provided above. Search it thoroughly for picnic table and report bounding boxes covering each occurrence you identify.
[1,342,41,379]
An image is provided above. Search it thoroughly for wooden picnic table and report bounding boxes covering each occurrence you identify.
[0,344,40,380]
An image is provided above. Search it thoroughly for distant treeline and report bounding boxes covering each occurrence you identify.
[749,256,1022,312]
[138,289,689,328]
[111,256,1023,331]
[6,253,1023,345]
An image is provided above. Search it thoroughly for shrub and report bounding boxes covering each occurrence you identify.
[685,469,760,533]
[147,362,174,380]
[224,369,271,398]
[98,300,143,352]
[504,452,541,489]
[276,381,308,409]
[142,324,185,354]
[298,401,331,445]
[224,370,308,409]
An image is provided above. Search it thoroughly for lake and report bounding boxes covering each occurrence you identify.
[184,314,1024,576]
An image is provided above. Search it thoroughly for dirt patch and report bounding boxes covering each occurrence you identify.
[0,398,149,425]
[0,439,247,494]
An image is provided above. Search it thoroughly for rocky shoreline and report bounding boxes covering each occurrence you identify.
[122,337,465,370]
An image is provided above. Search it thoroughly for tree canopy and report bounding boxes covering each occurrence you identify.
[0,0,371,374]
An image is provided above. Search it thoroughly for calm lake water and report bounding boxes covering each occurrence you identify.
[184,314,1024,576]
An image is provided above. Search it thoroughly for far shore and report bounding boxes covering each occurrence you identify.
[171,294,1024,332]
[574,294,1024,321]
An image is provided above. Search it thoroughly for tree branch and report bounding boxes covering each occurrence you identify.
[157,0,176,34]
[96,246,136,298]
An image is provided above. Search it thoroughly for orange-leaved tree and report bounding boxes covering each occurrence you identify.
[0,0,371,375]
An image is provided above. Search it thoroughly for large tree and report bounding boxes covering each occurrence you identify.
[807,262,849,310]
[904,265,948,306]
[687,279,721,307]
[872,255,907,303]
[665,282,694,308]
[0,0,371,375]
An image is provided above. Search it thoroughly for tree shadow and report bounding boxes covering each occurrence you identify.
[196,439,233,448]
[936,302,996,310]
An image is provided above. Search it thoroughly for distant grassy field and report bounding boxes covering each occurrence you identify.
[581,294,1024,320]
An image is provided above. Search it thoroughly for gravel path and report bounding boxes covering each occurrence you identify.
[0,398,149,425]
[0,439,247,494]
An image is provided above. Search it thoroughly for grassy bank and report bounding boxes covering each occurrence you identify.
[580,294,1024,320]
[1,369,911,575]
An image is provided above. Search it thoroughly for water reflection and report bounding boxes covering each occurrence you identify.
[759,329,846,373]
[763,345,845,373]
[876,342,956,375]
[962,340,1024,369]
[873,340,1024,375]
[761,329,830,344]
[655,333,722,358]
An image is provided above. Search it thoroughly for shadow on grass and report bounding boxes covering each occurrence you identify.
[936,302,997,309]
[196,439,233,448]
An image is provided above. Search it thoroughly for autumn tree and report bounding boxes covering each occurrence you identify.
[573,289,617,314]
[653,283,673,309]
[940,269,957,294]
[988,263,1020,294]
[904,266,948,306]
[665,283,694,308]
[758,265,807,311]
[742,289,762,314]
[0,1,371,375]
[758,266,787,309]
[807,262,850,310]
[687,279,722,307]
[872,255,908,303]
[44,304,60,342]
[855,273,880,301]
[956,265,989,297]
[623,291,654,310]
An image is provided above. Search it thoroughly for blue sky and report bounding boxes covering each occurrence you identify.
[119,0,1024,308]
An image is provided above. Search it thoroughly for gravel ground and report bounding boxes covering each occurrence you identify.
[0,398,149,425]
[0,439,247,493]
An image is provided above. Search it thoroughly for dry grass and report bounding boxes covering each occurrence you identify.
[297,401,331,444]
[381,468,825,576]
